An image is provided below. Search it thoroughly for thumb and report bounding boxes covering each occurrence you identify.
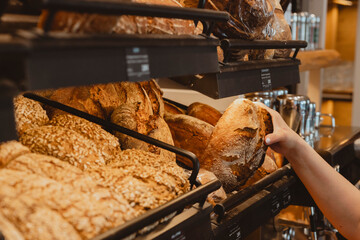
[265,132,282,146]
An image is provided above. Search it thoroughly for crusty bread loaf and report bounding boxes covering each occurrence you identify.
[0,169,136,239]
[164,113,213,167]
[240,154,278,190]
[46,86,106,120]
[201,99,273,192]
[13,95,49,136]
[49,114,121,163]
[187,102,222,126]
[39,0,195,35]
[0,193,81,240]
[197,168,227,205]
[0,211,25,240]
[19,125,106,170]
[139,80,165,117]
[111,104,175,161]
[0,141,30,167]
[164,101,186,115]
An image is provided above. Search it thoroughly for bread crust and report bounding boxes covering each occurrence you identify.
[164,113,213,167]
[201,99,273,192]
[187,102,222,126]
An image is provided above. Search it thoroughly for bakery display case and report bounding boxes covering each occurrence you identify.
[1,0,360,239]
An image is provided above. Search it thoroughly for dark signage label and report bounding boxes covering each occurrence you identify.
[125,47,150,82]
[260,68,272,91]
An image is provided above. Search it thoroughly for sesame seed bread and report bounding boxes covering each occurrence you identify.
[200,99,273,192]
[13,95,49,136]
[19,125,106,170]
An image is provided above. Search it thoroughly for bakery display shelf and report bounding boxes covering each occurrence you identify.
[172,39,307,99]
[23,92,222,240]
[212,174,298,240]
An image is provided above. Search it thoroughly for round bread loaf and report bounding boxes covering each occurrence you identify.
[19,125,106,170]
[164,113,214,167]
[201,99,273,192]
[187,102,222,126]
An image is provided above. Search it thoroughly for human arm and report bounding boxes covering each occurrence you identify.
[258,103,360,240]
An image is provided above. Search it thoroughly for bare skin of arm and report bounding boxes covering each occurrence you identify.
[257,103,360,240]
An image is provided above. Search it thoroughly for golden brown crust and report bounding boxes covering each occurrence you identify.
[200,99,273,192]
[164,113,213,167]
[49,114,121,164]
[0,169,136,239]
[164,101,186,115]
[46,86,106,120]
[139,80,164,117]
[13,95,49,136]
[187,102,222,126]
[239,154,278,190]
[0,141,30,168]
[0,211,25,240]
[19,125,106,170]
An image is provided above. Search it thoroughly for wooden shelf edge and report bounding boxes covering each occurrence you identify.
[297,49,341,72]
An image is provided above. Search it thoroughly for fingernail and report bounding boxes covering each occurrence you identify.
[265,138,271,144]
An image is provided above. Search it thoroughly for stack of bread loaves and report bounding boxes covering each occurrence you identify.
[2,80,189,239]
[165,99,276,193]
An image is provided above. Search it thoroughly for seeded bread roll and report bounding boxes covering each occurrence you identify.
[201,99,273,192]
[49,114,121,163]
[19,125,105,170]
[91,149,189,213]
[0,141,30,167]
[0,169,136,239]
[164,114,213,167]
[187,102,222,126]
[13,95,49,136]
[0,211,25,240]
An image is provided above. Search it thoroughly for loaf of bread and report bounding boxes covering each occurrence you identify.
[111,104,175,161]
[267,0,292,57]
[90,149,189,213]
[164,101,186,115]
[240,154,278,189]
[139,80,165,117]
[0,141,30,167]
[49,114,121,163]
[46,86,106,119]
[0,191,81,240]
[205,0,274,40]
[13,95,49,136]
[197,168,227,205]
[187,102,222,126]
[0,169,136,239]
[201,99,273,192]
[0,211,25,240]
[19,125,106,170]
[38,0,195,35]
[164,113,213,167]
